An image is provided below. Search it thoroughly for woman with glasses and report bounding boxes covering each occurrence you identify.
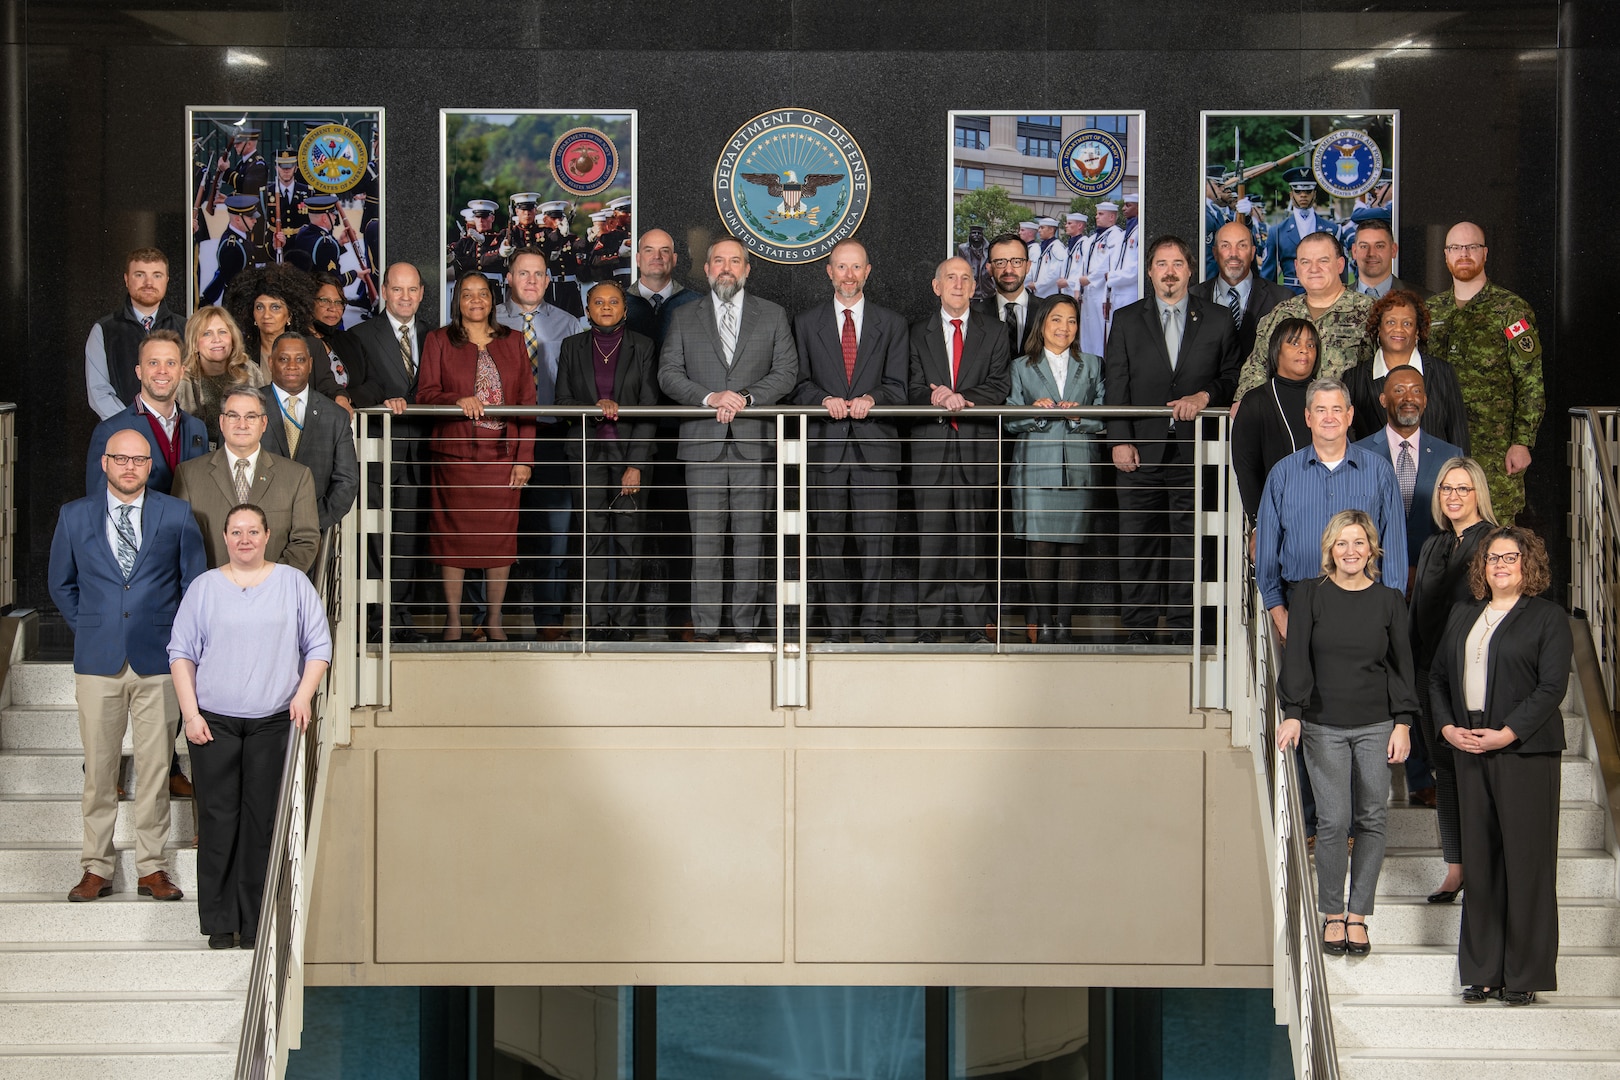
[306,271,360,414]
[1430,526,1571,1006]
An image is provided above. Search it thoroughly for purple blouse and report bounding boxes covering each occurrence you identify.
[590,325,624,440]
[167,563,333,718]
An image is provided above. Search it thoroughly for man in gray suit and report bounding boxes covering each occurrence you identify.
[259,332,359,531]
[658,237,799,641]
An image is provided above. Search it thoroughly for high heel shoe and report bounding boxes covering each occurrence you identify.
[1322,917,1348,955]
[1345,920,1371,956]
[1427,885,1463,904]
[1462,985,1496,1004]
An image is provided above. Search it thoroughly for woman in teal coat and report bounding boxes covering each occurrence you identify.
[1006,294,1106,643]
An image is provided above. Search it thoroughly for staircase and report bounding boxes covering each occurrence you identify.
[0,660,248,1079]
[1330,672,1620,1078]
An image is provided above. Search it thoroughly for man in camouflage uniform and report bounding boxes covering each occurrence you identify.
[1426,221,1544,520]
[1234,231,1374,400]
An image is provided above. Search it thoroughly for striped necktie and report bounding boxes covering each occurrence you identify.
[1227,287,1243,330]
[398,323,414,377]
[112,504,137,580]
[719,301,737,364]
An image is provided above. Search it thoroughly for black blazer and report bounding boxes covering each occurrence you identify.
[346,312,438,408]
[1190,275,1293,361]
[1103,294,1240,446]
[1430,595,1572,754]
[1344,355,1470,452]
[259,386,361,531]
[789,300,910,471]
[554,328,661,469]
[906,308,1012,486]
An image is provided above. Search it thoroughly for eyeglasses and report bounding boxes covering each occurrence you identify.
[1443,243,1485,255]
[314,297,345,307]
[1485,551,1521,565]
[221,411,265,424]
[104,454,151,467]
[988,258,1028,268]
[1437,484,1474,496]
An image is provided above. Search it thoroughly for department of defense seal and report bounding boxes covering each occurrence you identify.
[1311,129,1383,200]
[298,123,367,195]
[714,109,870,264]
[550,128,620,197]
[1059,129,1127,197]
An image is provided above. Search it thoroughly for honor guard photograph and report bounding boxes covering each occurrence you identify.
[440,110,635,320]
[187,107,384,321]
[1200,110,1398,294]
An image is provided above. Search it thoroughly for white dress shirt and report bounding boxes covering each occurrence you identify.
[834,294,865,344]
[1372,347,1426,381]
[138,394,179,441]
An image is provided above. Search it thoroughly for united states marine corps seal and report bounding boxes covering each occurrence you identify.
[298,123,367,195]
[1059,129,1126,197]
[714,109,870,264]
[550,128,619,197]
[1310,129,1383,200]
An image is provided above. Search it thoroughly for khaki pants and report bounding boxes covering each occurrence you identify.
[75,665,174,879]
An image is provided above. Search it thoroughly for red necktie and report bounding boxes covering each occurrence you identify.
[842,308,858,386]
[949,318,964,431]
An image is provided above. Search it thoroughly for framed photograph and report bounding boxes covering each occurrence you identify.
[948,111,1145,353]
[187,106,383,322]
[1199,110,1398,292]
[440,110,636,321]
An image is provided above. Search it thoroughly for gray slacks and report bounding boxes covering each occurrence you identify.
[685,449,772,636]
[1303,719,1395,915]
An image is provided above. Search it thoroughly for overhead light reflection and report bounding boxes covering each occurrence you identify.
[225,49,268,68]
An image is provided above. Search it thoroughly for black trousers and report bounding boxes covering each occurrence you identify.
[1456,748,1561,991]
[916,445,994,634]
[191,710,289,939]
[810,459,898,634]
[1115,438,1194,630]
[577,460,643,628]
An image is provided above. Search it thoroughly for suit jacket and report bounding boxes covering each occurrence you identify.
[347,312,438,408]
[1374,275,1433,301]
[414,329,538,465]
[48,489,207,676]
[906,308,1012,486]
[259,385,361,530]
[171,447,321,572]
[1430,595,1572,754]
[657,291,800,462]
[554,327,661,468]
[85,399,209,496]
[1355,429,1463,571]
[1103,294,1240,445]
[1190,275,1294,362]
[789,299,911,471]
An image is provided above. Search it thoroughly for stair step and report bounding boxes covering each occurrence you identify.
[0,940,250,994]
[1325,945,1620,996]
[0,842,198,893]
[0,795,195,844]
[0,990,244,1045]
[1372,848,1615,899]
[1335,993,1620,1050]
[0,1043,238,1080]
[1339,1045,1620,1080]
[1369,896,1620,948]
[0,892,202,943]
[7,664,78,707]
[1,707,86,750]
[0,749,190,796]
[1384,801,1606,851]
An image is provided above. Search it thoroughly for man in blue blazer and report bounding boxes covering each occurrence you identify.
[84,330,208,496]
[50,428,207,903]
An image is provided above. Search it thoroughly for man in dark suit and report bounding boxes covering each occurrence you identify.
[1191,220,1293,362]
[907,256,1012,643]
[171,386,320,572]
[1105,234,1241,643]
[347,262,437,640]
[972,232,1038,358]
[259,332,359,531]
[1350,216,1431,301]
[658,237,799,641]
[50,428,207,903]
[789,240,910,643]
[85,331,208,497]
[629,228,702,349]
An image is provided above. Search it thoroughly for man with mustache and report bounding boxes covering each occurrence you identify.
[975,232,1038,359]
[1234,231,1375,400]
[1425,221,1543,521]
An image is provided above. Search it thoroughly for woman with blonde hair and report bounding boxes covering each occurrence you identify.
[175,306,267,448]
[1277,509,1417,956]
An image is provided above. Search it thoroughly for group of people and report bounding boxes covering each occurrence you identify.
[447,193,633,316]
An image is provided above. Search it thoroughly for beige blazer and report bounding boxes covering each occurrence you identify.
[171,446,320,572]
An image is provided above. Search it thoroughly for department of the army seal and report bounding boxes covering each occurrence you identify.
[1059,129,1126,196]
[298,123,367,195]
[714,109,870,264]
[550,128,619,197]
[1311,129,1383,200]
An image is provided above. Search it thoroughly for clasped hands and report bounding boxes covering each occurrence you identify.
[929,383,971,412]
[708,390,748,424]
[1442,724,1518,754]
[823,394,875,420]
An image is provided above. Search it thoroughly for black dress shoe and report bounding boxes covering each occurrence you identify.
[824,632,850,644]
[391,628,424,644]
[1052,627,1072,644]
[1462,985,1495,1003]
[1125,630,1154,645]
[964,630,991,644]
[1427,886,1463,904]
[208,933,236,950]
[1169,630,1193,646]
[239,935,256,950]
[607,627,632,642]
[586,626,615,641]
[691,633,717,643]
[1344,921,1370,956]
[734,632,760,644]
[1501,990,1537,1006]
[863,633,886,644]
[1321,918,1348,956]
[915,632,940,644]
[1036,626,1057,644]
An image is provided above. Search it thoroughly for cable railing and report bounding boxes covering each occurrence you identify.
[235,525,342,1079]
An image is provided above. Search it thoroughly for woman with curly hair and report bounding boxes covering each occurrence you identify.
[175,306,267,448]
[1342,288,1467,447]
[223,264,316,375]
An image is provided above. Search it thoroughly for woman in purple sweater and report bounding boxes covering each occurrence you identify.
[169,504,331,950]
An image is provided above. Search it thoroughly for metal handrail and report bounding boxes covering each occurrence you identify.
[235,527,341,1079]
[357,404,1208,418]
[0,403,14,611]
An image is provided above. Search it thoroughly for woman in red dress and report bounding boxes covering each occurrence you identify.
[416,272,537,641]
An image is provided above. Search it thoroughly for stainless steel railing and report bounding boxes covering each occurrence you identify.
[0,403,14,610]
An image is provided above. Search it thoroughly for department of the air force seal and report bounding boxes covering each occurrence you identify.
[550,128,620,198]
[714,109,870,263]
[1311,129,1383,200]
[298,123,367,195]
[1059,129,1126,197]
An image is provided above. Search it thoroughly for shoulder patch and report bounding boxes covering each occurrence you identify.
[1504,318,1531,341]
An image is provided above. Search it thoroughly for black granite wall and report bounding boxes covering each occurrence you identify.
[3,0,1598,606]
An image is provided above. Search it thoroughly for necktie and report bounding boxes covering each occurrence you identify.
[233,457,252,505]
[1163,305,1183,370]
[719,301,737,364]
[1227,287,1243,331]
[1397,440,1417,513]
[949,318,964,432]
[522,310,541,385]
[1004,301,1021,357]
[398,323,414,377]
[113,504,137,580]
[284,395,301,456]
[650,293,664,316]
[841,308,858,387]
[140,315,153,333]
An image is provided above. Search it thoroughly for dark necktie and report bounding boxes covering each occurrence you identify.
[141,315,153,332]
[1227,287,1243,331]
[398,324,414,378]
[841,308,858,387]
[1004,301,1021,356]
[650,293,664,316]
[1397,439,1417,513]
[112,504,137,580]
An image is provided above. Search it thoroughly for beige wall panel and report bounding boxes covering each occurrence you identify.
[374,749,785,963]
[383,655,783,727]
[795,749,1204,964]
[800,658,1197,728]
[304,746,370,964]
[1205,749,1273,967]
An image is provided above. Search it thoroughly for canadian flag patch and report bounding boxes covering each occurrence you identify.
[1504,319,1531,341]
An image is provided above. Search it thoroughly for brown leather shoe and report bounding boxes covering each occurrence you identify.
[537,626,566,642]
[68,871,112,902]
[168,774,194,799]
[137,870,183,901]
[1408,786,1438,808]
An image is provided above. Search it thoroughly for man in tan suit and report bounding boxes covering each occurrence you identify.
[172,385,320,571]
